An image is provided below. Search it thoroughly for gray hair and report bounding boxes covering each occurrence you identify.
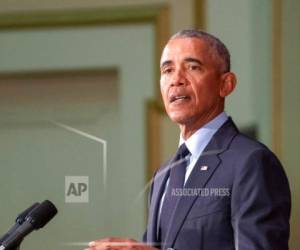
[170,29,231,73]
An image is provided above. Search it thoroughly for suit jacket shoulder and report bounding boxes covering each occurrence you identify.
[145,118,291,250]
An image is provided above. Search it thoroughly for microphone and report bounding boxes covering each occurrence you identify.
[0,203,40,244]
[16,203,40,224]
[0,200,57,250]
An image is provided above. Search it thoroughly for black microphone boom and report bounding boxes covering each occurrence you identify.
[16,203,40,225]
[0,200,57,250]
[0,203,40,245]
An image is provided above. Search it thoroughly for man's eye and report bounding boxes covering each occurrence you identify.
[188,64,201,71]
[162,68,173,74]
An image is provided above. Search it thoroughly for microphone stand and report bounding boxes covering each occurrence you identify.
[9,241,22,250]
[0,245,21,250]
[0,239,22,250]
[0,234,21,250]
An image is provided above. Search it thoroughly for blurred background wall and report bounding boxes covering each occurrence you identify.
[0,0,298,249]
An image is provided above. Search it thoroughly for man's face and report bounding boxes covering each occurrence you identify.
[160,37,227,128]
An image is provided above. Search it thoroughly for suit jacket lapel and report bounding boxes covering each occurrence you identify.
[163,151,221,248]
[163,118,239,249]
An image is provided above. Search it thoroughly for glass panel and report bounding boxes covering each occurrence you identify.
[0,71,144,249]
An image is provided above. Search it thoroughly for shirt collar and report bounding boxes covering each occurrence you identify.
[179,112,228,159]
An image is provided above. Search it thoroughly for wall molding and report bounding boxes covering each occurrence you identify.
[272,0,282,157]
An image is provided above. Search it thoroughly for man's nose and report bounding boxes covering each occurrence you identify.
[170,69,186,87]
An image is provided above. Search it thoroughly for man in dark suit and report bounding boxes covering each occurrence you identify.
[86,30,291,250]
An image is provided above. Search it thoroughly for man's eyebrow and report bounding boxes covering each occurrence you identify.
[160,57,203,68]
[160,60,172,68]
[184,57,203,65]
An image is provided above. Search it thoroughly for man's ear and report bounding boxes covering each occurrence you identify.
[220,72,237,97]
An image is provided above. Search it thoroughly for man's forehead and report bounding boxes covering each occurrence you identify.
[160,37,209,64]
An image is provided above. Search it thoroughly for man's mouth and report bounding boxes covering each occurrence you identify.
[169,95,191,103]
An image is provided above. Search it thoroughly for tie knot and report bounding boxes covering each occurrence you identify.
[177,143,190,159]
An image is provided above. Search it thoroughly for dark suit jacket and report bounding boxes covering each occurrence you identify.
[144,118,291,250]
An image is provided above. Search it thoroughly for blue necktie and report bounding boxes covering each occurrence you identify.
[159,143,190,244]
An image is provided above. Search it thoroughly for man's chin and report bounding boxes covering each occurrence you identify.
[168,113,192,125]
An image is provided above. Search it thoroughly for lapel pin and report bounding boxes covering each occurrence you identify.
[200,165,208,171]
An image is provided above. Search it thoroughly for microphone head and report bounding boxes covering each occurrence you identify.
[16,203,40,224]
[25,200,58,229]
